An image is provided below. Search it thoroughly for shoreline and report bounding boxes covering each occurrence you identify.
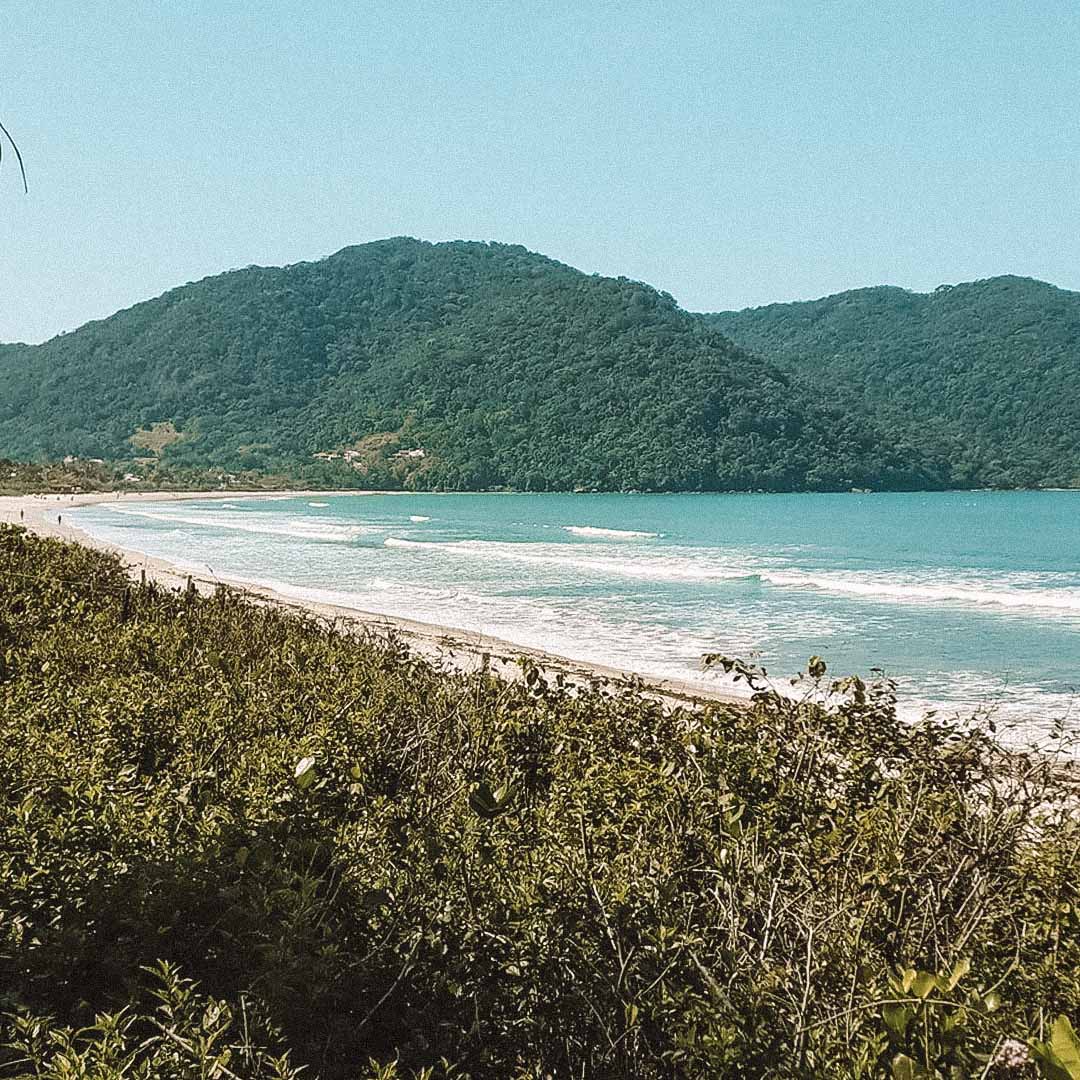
[0,490,748,711]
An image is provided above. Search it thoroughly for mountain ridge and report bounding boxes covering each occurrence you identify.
[1,238,1076,490]
[708,273,1080,487]
[712,274,1075,317]
[9,265,1074,351]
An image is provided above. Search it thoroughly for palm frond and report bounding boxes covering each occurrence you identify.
[0,118,28,192]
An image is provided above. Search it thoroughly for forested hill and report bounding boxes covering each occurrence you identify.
[0,238,943,492]
[0,343,28,364]
[708,276,1080,488]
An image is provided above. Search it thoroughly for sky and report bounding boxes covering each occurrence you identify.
[1,0,1078,343]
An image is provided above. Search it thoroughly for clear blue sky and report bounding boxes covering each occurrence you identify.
[2,0,1078,343]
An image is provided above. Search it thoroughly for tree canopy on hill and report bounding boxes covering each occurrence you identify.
[709,275,1080,489]
[0,239,943,492]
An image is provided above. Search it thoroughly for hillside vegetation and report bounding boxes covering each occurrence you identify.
[0,458,117,496]
[709,276,1080,488]
[1,526,1078,1077]
[0,239,942,492]
[0,457,320,497]
[4,244,1077,491]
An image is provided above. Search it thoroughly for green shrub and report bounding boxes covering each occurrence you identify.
[0,525,1077,1077]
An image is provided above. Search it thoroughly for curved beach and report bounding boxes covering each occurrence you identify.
[0,490,745,710]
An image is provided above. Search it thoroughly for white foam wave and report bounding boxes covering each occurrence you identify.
[383,537,757,583]
[101,505,374,543]
[562,525,659,540]
[308,501,330,507]
[893,671,1080,748]
[94,506,1080,616]
[763,570,1080,614]
[410,515,431,522]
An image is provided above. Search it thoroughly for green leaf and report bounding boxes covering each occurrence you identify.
[468,781,513,818]
[941,1006,967,1033]
[1031,1040,1077,1080]
[294,756,317,789]
[1051,1015,1080,1061]
[883,1004,914,1039]
[911,971,938,999]
[943,955,970,990]
[1039,1015,1080,1080]
[891,1053,917,1080]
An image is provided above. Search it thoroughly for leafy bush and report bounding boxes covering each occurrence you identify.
[0,525,1077,1077]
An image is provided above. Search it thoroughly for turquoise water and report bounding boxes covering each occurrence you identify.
[74,491,1080,741]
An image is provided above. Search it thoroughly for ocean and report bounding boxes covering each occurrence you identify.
[74,490,1080,743]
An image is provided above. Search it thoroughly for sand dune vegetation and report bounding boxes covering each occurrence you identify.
[1,524,1077,1077]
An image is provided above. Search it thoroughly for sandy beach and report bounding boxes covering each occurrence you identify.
[0,489,746,710]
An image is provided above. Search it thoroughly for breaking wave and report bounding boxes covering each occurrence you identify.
[382,537,757,583]
[762,570,1080,614]
[102,505,374,543]
[562,525,659,540]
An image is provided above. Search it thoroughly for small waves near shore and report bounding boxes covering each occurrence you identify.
[74,490,1080,744]
[561,525,660,540]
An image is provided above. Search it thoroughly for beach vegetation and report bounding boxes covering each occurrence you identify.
[0,525,1077,1077]
[0,457,328,497]
[0,458,119,496]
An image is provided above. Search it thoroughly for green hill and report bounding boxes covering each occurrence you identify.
[708,275,1080,488]
[0,238,943,492]
[6,244,1076,491]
